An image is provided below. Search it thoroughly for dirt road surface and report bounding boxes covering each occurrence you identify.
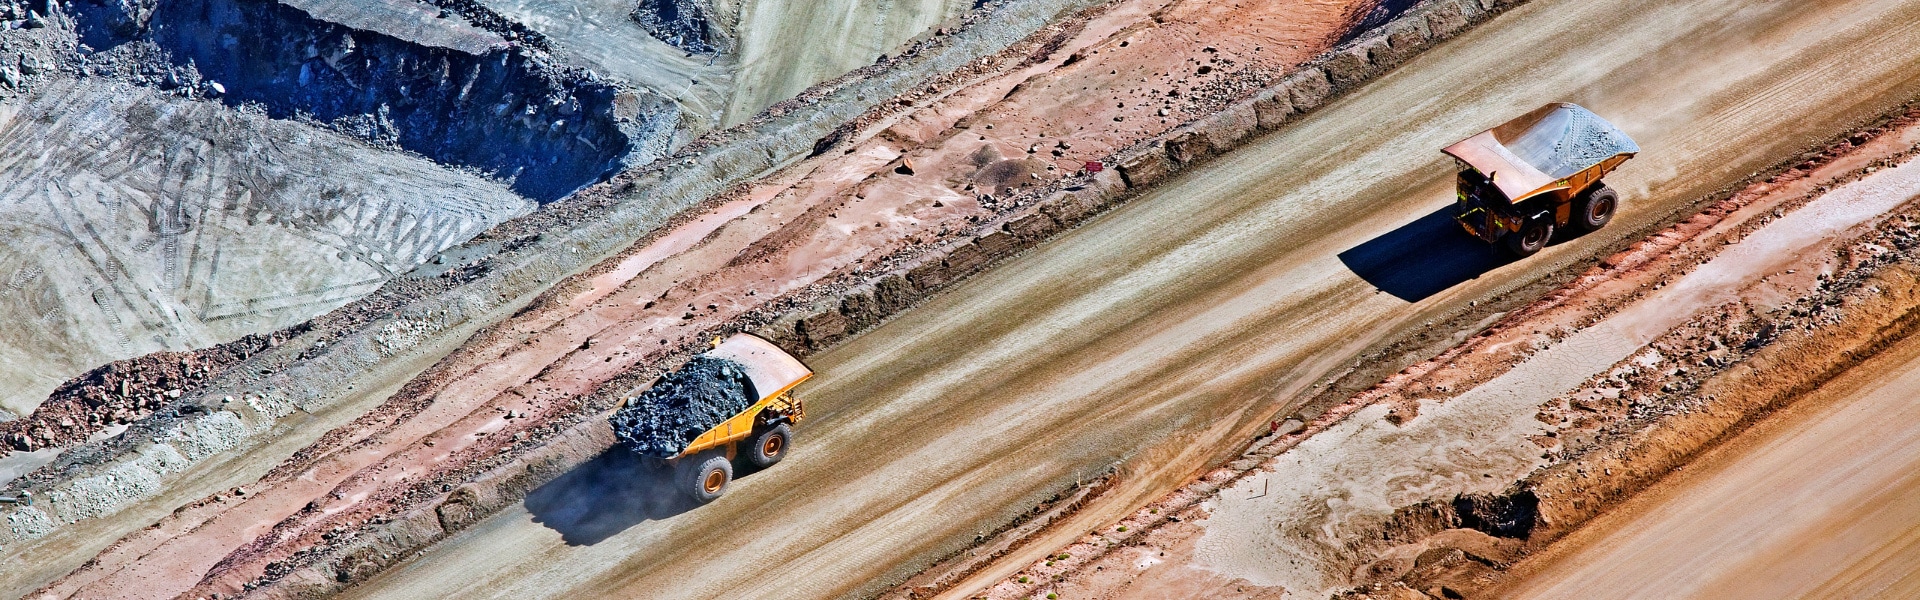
[16,1,1359,596]
[1179,132,1920,598]
[334,1,1920,599]
[1495,331,1920,600]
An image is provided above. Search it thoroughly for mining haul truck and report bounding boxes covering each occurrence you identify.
[1444,102,1639,257]
[635,333,811,503]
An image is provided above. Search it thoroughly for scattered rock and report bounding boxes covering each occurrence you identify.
[609,356,757,457]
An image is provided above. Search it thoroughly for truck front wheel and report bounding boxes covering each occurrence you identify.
[684,453,733,504]
[1574,185,1618,232]
[1505,220,1553,258]
[746,423,792,469]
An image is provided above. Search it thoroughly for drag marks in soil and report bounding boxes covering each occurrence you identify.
[0,79,530,416]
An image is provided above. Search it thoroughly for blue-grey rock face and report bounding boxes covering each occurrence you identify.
[71,0,680,202]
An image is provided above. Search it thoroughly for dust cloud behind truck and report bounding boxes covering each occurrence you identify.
[1445,102,1639,256]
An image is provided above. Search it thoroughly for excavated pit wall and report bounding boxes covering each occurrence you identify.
[240,0,1538,594]
[0,0,682,449]
[72,0,666,202]
[0,0,1110,582]
[631,0,730,55]
[0,76,533,436]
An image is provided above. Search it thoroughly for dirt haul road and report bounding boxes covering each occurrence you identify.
[1495,330,1920,600]
[339,1,1920,599]
[15,1,1354,597]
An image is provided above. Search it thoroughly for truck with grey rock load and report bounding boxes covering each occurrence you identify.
[1445,102,1639,257]
[611,333,811,503]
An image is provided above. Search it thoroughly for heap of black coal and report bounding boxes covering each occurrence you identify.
[611,356,758,458]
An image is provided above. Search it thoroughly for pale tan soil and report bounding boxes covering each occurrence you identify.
[32,1,1371,598]
[1197,148,1920,597]
[992,160,1920,599]
[336,1,1920,599]
[1491,321,1920,599]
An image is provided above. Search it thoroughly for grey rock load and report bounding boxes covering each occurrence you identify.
[611,356,758,458]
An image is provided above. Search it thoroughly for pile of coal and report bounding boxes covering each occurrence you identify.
[611,356,758,458]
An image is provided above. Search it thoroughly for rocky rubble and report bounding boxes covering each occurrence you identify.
[0,0,74,98]
[609,356,757,457]
[60,0,664,201]
[631,0,728,55]
[0,327,307,453]
[419,0,551,50]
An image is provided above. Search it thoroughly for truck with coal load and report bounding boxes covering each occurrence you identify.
[1444,102,1639,257]
[610,333,811,503]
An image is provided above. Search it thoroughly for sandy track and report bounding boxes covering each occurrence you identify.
[1495,329,1920,599]
[335,1,1920,599]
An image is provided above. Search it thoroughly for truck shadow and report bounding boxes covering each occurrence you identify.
[1338,206,1514,302]
[524,447,701,546]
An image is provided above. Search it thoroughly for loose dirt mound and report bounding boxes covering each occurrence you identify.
[611,356,757,457]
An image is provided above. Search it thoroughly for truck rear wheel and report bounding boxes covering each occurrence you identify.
[1574,185,1618,232]
[1504,220,1553,258]
[684,453,732,504]
[746,423,792,469]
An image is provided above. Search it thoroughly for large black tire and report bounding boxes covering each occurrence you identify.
[1504,219,1553,258]
[683,453,732,504]
[1573,185,1618,233]
[745,423,792,469]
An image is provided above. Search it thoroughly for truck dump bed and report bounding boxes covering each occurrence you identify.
[673,334,812,457]
[707,334,812,401]
[610,333,813,458]
[1443,103,1639,203]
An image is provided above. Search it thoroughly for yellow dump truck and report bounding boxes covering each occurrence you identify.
[661,333,812,503]
[1444,102,1639,257]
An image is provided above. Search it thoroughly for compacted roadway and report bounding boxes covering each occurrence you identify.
[1495,332,1920,599]
[346,0,1920,598]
